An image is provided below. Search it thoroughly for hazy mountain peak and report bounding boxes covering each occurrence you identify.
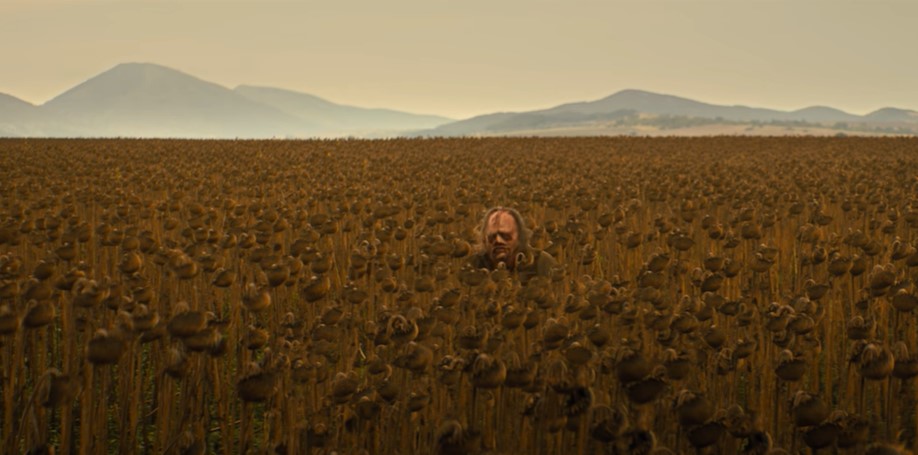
[600,89,699,104]
[787,106,859,122]
[605,88,678,99]
[39,62,314,138]
[101,62,214,88]
[615,88,655,95]
[543,88,715,117]
[111,61,189,75]
[95,61,198,84]
[44,62,227,110]
[0,92,63,137]
[793,105,848,113]
[0,92,37,108]
[866,107,918,120]
[0,92,41,123]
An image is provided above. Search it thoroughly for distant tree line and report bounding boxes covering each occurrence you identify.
[610,114,917,135]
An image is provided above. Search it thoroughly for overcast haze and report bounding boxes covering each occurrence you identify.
[2,0,916,119]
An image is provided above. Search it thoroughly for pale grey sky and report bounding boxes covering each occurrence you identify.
[1,0,916,119]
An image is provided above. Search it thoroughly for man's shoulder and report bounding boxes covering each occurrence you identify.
[534,249,557,273]
[468,251,490,269]
[534,249,556,264]
[527,248,557,268]
[518,248,556,280]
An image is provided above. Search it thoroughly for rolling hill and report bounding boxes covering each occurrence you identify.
[418,89,918,136]
[0,93,70,137]
[234,86,450,137]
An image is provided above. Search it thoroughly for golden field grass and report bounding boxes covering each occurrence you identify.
[1,136,918,454]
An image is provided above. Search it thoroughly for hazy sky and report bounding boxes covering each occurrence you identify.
[2,0,916,119]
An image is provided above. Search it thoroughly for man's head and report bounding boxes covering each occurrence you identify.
[478,207,530,269]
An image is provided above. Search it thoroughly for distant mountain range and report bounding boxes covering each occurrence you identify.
[1,62,916,138]
[0,63,452,138]
[418,89,918,137]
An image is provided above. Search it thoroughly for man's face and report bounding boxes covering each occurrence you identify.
[485,211,519,267]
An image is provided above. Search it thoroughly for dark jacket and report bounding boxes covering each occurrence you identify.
[469,247,557,285]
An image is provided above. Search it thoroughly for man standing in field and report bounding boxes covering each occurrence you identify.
[470,207,557,283]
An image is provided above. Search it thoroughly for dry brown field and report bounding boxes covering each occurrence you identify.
[2,136,918,454]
